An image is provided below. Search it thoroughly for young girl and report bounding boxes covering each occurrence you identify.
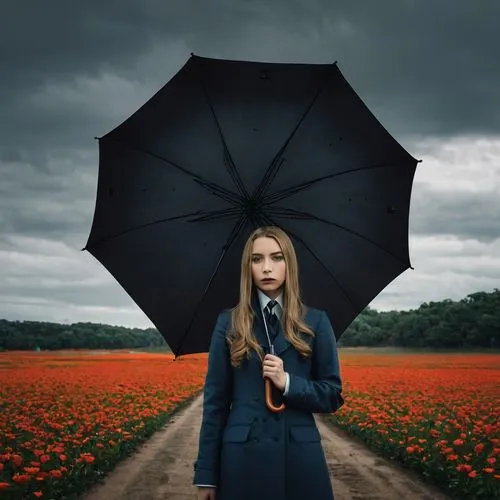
[193,226,344,500]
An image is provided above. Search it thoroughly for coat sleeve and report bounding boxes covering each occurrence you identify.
[193,310,232,486]
[284,310,344,414]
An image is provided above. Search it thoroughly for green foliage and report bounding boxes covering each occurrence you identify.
[340,289,500,349]
[0,320,169,352]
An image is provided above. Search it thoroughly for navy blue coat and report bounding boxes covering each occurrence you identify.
[193,291,344,499]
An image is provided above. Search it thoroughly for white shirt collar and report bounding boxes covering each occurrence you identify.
[256,288,283,319]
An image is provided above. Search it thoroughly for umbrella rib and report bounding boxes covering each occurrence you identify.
[190,207,244,222]
[193,179,244,206]
[194,64,249,200]
[264,161,413,204]
[85,208,240,249]
[174,215,248,355]
[259,213,358,313]
[267,206,409,266]
[102,139,241,206]
[253,66,332,200]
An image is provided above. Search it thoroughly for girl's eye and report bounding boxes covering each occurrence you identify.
[251,255,283,262]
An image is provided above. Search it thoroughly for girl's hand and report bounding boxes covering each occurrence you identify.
[263,354,286,391]
[197,486,216,500]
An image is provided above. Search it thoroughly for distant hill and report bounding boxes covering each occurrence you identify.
[1,289,498,351]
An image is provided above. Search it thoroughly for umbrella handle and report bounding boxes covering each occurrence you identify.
[265,378,286,413]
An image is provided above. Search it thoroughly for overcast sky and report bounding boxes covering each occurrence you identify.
[1,0,499,329]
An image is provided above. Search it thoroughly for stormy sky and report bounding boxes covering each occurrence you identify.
[1,0,499,329]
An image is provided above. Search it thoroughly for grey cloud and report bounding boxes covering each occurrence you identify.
[0,156,96,249]
[411,184,500,242]
[2,282,132,309]
[371,239,500,311]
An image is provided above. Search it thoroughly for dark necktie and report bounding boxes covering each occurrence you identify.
[265,300,279,341]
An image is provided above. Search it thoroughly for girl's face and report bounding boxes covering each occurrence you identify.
[251,236,286,299]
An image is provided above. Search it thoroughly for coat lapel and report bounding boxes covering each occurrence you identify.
[251,288,268,350]
[251,287,291,356]
[273,321,291,356]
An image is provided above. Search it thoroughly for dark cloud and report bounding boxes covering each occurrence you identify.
[1,0,500,157]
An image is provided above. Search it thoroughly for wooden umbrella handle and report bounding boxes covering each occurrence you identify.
[265,378,286,413]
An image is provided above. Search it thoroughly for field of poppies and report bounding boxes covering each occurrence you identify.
[329,350,500,499]
[0,351,207,499]
[0,349,499,499]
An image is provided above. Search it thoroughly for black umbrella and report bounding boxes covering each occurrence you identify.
[84,54,418,358]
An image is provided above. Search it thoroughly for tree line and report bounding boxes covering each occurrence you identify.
[341,290,499,349]
[0,290,498,352]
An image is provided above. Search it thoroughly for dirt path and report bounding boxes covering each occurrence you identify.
[315,418,449,500]
[82,394,450,500]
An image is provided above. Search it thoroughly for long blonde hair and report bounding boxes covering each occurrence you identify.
[227,226,314,367]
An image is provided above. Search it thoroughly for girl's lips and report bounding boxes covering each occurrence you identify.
[262,278,275,282]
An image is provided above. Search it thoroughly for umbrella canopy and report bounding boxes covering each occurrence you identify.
[84,54,418,356]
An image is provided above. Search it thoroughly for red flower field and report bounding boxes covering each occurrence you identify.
[0,351,207,498]
[1,349,499,499]
[330,350,500,499]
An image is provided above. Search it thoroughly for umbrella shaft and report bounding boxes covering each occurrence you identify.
[261,308,274,353]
